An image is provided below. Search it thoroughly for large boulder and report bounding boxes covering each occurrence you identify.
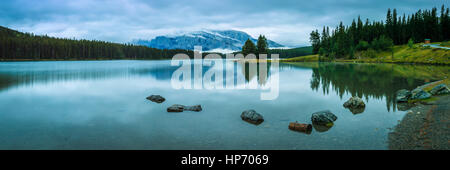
[311,110,337,125]
[429,84,450,95]
[146,95,165,103]
[410,88,432,100]
[343,96,366,109]
[343,97,366,114]
[167,104,202,112]
[396,89,411,102]
[241,110,264,125]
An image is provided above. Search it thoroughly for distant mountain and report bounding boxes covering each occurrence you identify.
[132,30,284,53]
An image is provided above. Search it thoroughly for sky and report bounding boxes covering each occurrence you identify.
[0,0,447,47]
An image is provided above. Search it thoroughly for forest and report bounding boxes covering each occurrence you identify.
[310,5,450,60]
[0,26,194,60]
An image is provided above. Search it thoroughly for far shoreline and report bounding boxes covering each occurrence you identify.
[2,58,450,66]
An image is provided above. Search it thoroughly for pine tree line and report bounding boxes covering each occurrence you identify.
[241,35,269,58]
[0,26,193,60]
[310,5,450,60]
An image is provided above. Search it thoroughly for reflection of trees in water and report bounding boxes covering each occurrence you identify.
[238,62,271,86]
[0,64,202,92]
[0,70,130,92]
[307,63,444,112]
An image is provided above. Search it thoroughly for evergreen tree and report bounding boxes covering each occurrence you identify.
[309,29,321,54]
[242,39,257,56]
[256,35,268,55]
[386,8,393,40]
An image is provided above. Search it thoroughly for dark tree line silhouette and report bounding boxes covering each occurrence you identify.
[0,26,194,60]
[310,5,450,59]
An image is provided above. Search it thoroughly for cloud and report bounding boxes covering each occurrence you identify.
[0,0,447,46]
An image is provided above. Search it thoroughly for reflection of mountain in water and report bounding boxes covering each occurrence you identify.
[283,62,448,112]
[0,60,276,92]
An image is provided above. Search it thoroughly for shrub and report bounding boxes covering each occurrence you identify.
[407,38,414,49]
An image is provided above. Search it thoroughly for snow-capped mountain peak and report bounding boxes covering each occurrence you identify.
[132,30,284,53]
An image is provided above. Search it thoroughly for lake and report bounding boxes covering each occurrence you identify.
[0,60,448,149]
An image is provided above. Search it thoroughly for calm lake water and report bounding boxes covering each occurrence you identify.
[0,60,448,150]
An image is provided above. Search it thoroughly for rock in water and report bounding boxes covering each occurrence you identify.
[184,105,202,112]
[429,84,450,95]
[146,95,165,103]
[343,97,366,114]
[311,110,337,125]
[410,88,432,100]
[167,104,202,112]
[241,110,264,125]
[396,89,411,102]
[312,123,334,132]
[343,96,366,108]
[348,107,365,114]
[167,104,185,112]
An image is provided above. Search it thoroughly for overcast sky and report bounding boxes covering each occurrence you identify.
[1,0,447,46]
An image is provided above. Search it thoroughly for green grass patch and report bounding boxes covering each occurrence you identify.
[282,42,450,65]
[280,54,319,62]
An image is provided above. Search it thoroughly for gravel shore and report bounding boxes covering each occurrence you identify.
[388,95,450,150]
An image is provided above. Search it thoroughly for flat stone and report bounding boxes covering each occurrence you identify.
[184,105,202,112]
[146,95,165,103]
[430,84,450,95]
[167,104,202,112]
[167,104,184,112]
[411,88,432,100]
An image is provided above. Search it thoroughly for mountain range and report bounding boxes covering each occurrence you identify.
[132,30,285,53]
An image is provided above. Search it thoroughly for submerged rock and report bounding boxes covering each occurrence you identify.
[167,104,202,112]
[184,105,202,112]
[167,104,185,112]
[429,84,450,95]
[410,88,432,100]
[241,110,264,125]
[311,110,337,125]
[312,122,334,132]
[348,107,365,114]
[146,95,166,103]
[396,89,411,102]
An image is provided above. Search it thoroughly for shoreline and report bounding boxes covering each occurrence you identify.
[388,80,450,150]
[279,56,450,65]
[388,95,449,150]
[280,60,450,66]
[2,59,449,66]
[0,58,171,62]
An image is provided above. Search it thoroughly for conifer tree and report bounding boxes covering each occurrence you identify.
[242,39,257,56]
